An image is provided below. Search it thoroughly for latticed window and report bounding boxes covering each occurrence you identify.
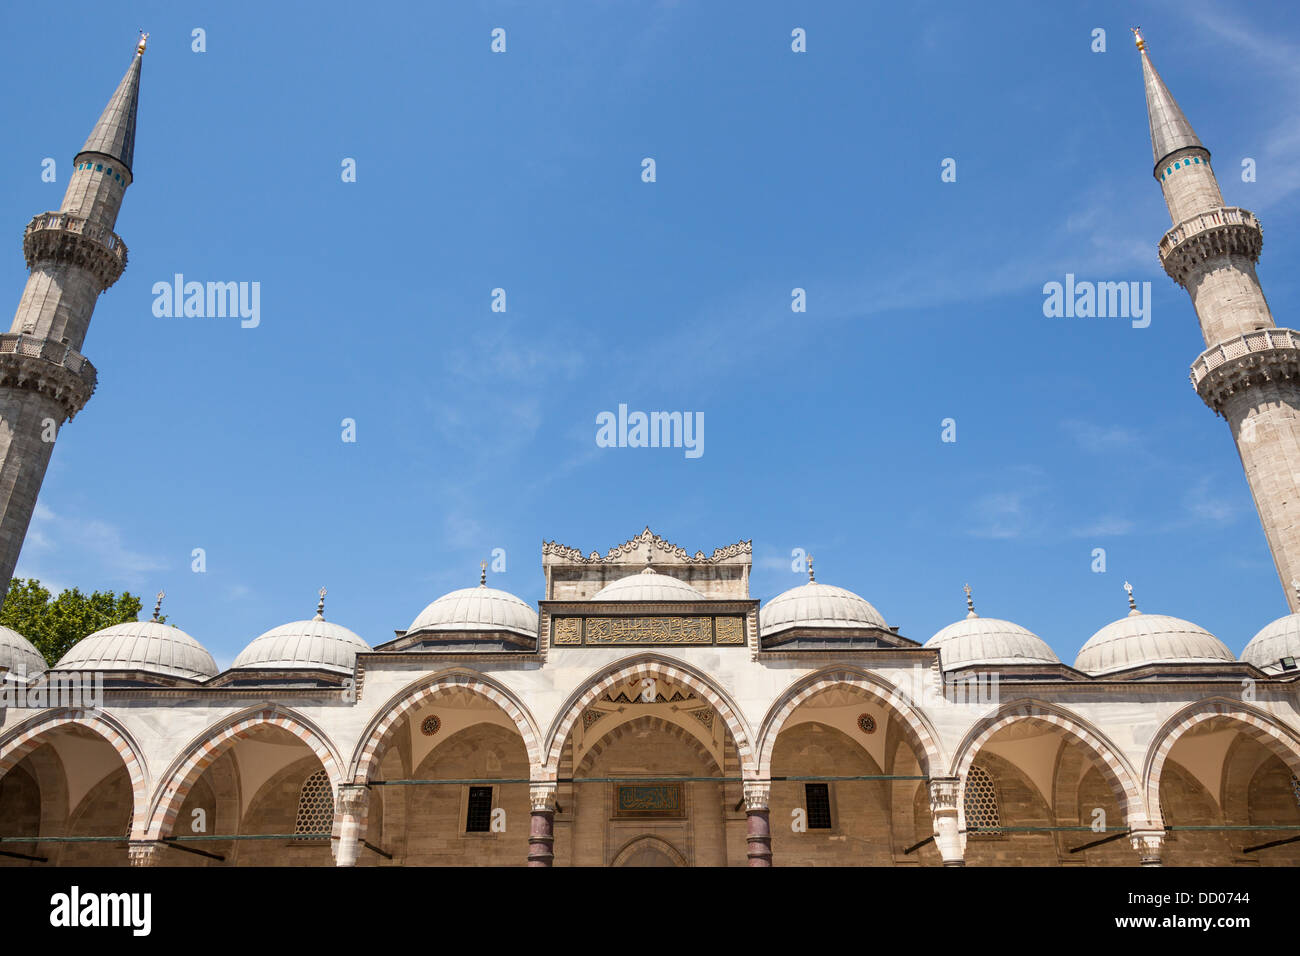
[964,766,1001,837]
[466,786,494,833]
[293,769,334,839]
[804,783,832,829]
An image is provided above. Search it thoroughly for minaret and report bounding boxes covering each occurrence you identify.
[1137,30,1300,613]
[0,36,145,603]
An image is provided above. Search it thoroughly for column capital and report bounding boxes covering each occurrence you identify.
[127,840,164,867]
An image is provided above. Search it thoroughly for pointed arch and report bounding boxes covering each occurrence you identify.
[950,700,1145,823]
[144,706,345,839]
[1143,698,1300,826]
[542,654,755,778]
[0,708,150,837]
[755,667,943,779]
[350,669,541,781]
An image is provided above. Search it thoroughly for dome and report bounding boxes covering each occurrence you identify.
[56,619,218,681]
[760,581,888,637]
[232,618,370,675]
[926,615,1059,668]
[1075,610,1233,675]
[0,625,46,680]
[1242,612,1300,674]
[407,585,537,638]
[591,569,705,602]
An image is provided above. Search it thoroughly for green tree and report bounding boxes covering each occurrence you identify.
[0,578,159,667]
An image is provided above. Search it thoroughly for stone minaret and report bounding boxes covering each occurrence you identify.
[0,37,145,603]
[1137,30,1300,613]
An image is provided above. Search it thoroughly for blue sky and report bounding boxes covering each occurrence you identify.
[2,0,1299,669]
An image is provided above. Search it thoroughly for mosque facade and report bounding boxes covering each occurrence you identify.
[0,32,1298,867]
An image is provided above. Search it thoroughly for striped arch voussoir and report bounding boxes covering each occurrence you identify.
[145,709,342,839]
[0,710,149,837]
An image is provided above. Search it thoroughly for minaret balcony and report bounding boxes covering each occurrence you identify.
[1158,206,1262,287]
[22,212,128,291]
[1190,327,1300,415]
[0,333,98,421]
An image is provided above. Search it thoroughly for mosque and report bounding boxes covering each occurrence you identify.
[0,31,1298,867]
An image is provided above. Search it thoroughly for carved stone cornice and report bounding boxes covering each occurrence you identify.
[23,212,128,291]
[0,334,97,421]
[1190,328,1300,416]
[543,526,752,566]
[1158,206,1261,288]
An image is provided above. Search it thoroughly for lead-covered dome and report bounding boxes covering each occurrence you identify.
[927,616,1059,668]
[591,569,705,602]
[0,625,46,680]
[760,580,888,637]
[57,619,218,681]
[1075,600,1233,675]
[1242,611,1300,674]
[407,584,538,638]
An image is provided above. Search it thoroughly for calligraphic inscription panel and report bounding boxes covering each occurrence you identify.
[550,616,747,646]
[614,783,684,818]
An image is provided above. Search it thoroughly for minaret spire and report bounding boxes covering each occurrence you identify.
[0,41,146,607]
[1136,31,1300,614]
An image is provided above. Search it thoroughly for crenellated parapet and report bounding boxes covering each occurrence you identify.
[1158,206,1262,287]
[22,211,128,292]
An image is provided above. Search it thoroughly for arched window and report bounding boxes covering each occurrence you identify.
[964,766,1001,837]
[293,769,334,839]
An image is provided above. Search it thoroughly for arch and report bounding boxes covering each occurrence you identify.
[0,709,150,837]
[542,654,755,778]
[144,706,345,839]
[351,669,542,781]
[755,667,943,780]
[950,700,1145,823]
[1143,698,1300,826]
[611,834,689,867]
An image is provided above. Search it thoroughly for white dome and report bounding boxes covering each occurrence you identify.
[233,618,370,674]
[1242,612,1300,674]
[926,615,1059,668]
[407,585,537,637]
[0,625,46,680]
[760,581,888,636]
[56,619,218,681]
[591,570,705,602]
[1074,611,1233,675]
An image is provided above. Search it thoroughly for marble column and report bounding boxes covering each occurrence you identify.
[333,784,370,867]
[744,780,772,867]
[928,777,966,867]
[529,783,557,867]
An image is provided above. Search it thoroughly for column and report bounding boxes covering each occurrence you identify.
[928,777,966,867]
[529,783,557,867]
[1130,829,1165,867]
[127,840,164,867]
[334,783,370,867]
[744,780,772,867]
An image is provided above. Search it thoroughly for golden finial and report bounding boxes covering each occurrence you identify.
[963,583,976,619]
[1123,581,1140,615]
[137,31,149,55]
[151,590,165,622]
[807,555,815,583]
[1132,27,1146,52]
[314,587,327,621]
[479,561,487,587]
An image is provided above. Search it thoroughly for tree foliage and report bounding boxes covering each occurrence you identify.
[0,578,159,667]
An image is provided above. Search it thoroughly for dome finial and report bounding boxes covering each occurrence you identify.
[151,590,165,622]
[1131,26,1145,52]
[137,30,149,55]
[479,561,487,587]
[1124,580,1140,616]
[807,554,815,583]
[314,587,327,621]
[963,582,977,618]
